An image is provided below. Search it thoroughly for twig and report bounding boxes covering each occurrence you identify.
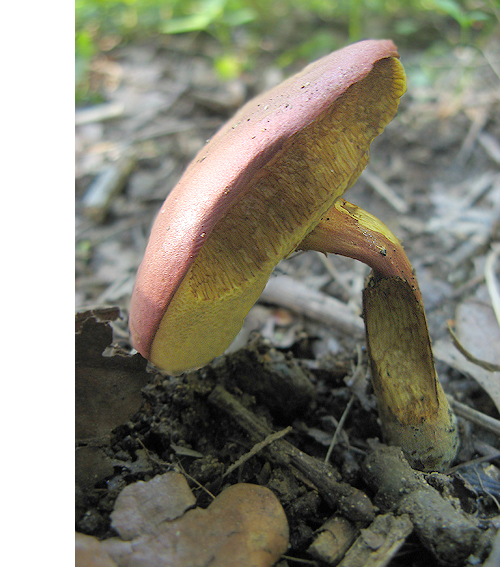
[428,171,498,233]
[456,107,489,164]
[478,132,500,164]
[260,275,364,337]
[324,395,355,464]
[479,39,500,81]
[446,193,500,267]
[447,396,500,437]
[485,244,500,328]
[173,461,216,501]
[336,513,413,567]
[222,426,292,479]
[281,555,319,565]
[449,272,485,300]
[447,324,500,372]
[82,152,137,223]
[75,102,125,125]
[307,516,358,565]
[474,438,500,459]
[447,452,500,474]
[315,251,357,300]
[360,170,409,214]
[472,467,500,510]
[343,344,370,411]
[364,445,483,565]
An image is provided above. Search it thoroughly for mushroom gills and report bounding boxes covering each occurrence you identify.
[149,57,406,373]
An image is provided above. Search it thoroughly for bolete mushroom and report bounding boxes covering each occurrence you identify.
[130,40,458,471]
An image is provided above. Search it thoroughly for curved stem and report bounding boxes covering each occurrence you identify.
[298,198,459,471]
[299,198,420,300]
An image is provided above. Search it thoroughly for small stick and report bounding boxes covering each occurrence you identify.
[222,426,292,479]
[474,438,500,459]
[360,170,409,214]
[82,153,137,223]
[281,555,319,565]
[307,515,359,565]
[447,451,500,474]
[336,513,413,567]
[447,324,500,372]
[478,132,500,164]
[485,244,500,327]
[75,102,125,125]
[456,107,489,164]
[315,251,360,301]
[260,275,364,337]
[447,396,500,437]
[363,444,483,565]
[324,395,355,464]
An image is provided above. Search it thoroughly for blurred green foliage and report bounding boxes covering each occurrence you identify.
[76,0,497,103]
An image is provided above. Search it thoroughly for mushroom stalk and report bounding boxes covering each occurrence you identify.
[299,198,419,294]
[129,40,458,471]
[300,199,459,471]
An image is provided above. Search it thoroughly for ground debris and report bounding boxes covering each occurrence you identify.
[337,513,413,567]
[307,515,359,565]
[216,333,316,421]
[363,444,490,566]
[82,152,137,223]
[434,291,500,415]
[76,532,119,567]
[75,308,149,440]
[77,472,289,567]
[208,384,374,523]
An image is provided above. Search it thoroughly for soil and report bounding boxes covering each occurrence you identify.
[76,33,500,566]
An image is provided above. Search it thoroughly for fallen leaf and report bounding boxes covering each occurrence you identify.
[111,473,196,540]
[455,299,500,367]
[434,297,500,413]
[93,472,289,567]
[75,533,118,567]
[76,446,115,492]
[75,308,149,440]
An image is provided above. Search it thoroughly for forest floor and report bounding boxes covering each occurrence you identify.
[76,33,500,566]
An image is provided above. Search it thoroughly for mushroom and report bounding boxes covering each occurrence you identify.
[130,40,458,471]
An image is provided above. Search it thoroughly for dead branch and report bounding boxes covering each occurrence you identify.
[363,444,487,565]
[260,275,365,337]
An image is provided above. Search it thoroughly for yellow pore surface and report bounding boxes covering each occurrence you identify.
[151,57,406,373]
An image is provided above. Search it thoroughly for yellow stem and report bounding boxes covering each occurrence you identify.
[299,198,459,471]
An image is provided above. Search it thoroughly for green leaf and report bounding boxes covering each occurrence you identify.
[161,0,225,34]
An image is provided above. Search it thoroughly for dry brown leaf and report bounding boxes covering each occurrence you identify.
[75,446,115,492]
[75,533,118,567]
[98,472,289,567]
[456,300,500,367]
[75,308,152,497]
[111,473,196,540]
[434,298,500,413]
[75,308,149,440]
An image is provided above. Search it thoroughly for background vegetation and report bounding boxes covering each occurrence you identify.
[76,0,498,103]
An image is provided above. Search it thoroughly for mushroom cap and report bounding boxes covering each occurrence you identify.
[130,39,406,373]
